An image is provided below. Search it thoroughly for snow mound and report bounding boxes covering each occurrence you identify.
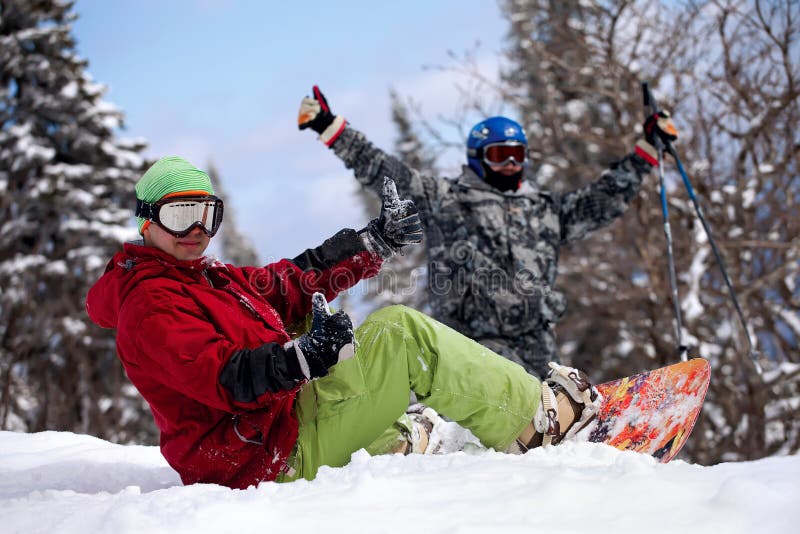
[1,431,798,534]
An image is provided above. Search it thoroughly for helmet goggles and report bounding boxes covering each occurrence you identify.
[483,142,527,167]
[136,195,224,238]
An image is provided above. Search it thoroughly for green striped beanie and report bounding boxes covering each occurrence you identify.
[135,156,214,233]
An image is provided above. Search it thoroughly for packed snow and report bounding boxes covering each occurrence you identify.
[1,430,798,534]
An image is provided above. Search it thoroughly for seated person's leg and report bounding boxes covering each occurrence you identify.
[285,305,540,481]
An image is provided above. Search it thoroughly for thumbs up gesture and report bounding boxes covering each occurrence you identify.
[360,177,424,258]
[291,292,355,379]
[298,85,334,133]
[298,85,346,147]
[381,177,423,246]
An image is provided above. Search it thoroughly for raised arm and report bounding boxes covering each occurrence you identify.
[558,111,679,244]
[298,85,440,217]
[557,154,650,244]
[243,227,380,327]
[243,179,423,326]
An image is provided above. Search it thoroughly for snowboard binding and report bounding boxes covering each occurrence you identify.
[512,363,602,452]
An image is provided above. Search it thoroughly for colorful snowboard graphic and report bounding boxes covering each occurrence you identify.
[573,358,711,463]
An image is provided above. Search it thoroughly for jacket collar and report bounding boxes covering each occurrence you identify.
[456,165,528,196]
[122,241,224,272]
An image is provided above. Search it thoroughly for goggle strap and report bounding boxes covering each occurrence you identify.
[135,199,155,220]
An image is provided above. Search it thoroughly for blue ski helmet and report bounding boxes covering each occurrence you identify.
[466,116,528,178]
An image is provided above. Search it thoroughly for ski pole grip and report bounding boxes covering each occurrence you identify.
[641,81,670,153]
[641,81,660,116]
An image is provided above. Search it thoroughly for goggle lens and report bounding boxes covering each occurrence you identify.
[156,197,223,237]
[483,143,526,166]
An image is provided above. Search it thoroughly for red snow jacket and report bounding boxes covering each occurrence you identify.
[86,238,380,489]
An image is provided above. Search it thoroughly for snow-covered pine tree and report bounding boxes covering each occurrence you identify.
[206,161,261,267]
[0,0,155,443]
[356,90,431,314]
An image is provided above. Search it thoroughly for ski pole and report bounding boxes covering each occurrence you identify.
[667,147,758,366]
[641,82,760,371]
[642,83,688,361]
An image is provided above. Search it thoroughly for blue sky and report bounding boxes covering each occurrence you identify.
[72,1,509,263]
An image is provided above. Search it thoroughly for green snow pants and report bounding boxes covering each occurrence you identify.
[279,305,541,482]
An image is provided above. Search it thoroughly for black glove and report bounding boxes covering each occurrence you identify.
[289,292,355,379]
[361,177,424,258]
[635,110,678,165]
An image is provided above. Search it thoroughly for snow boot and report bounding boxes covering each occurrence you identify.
[508,362,602,453]
[393,404,444,455]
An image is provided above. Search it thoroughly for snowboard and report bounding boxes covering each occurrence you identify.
[572,358,711,463]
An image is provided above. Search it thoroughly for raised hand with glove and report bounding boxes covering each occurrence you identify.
[298,85,346,147]
[359,177,424,259]
[635,110,679,166]
[285,292,355,380]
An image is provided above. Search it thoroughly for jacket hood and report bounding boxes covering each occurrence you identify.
[86,242,219,329]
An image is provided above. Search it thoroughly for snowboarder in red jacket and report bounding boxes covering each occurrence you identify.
[87,156,602,489]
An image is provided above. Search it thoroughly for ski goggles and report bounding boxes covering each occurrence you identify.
[136,195,224,238]
[483,142,527,166]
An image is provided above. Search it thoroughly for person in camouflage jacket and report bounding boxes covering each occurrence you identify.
[298,86,677,377]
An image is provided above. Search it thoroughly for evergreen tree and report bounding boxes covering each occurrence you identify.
[206,161,261,266]
[357,90,432,314]
[0,0,155,443]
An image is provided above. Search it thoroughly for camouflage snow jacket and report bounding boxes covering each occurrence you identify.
[329,126,652,361]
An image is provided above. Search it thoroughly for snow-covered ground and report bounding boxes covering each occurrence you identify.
[1,430,798,534]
